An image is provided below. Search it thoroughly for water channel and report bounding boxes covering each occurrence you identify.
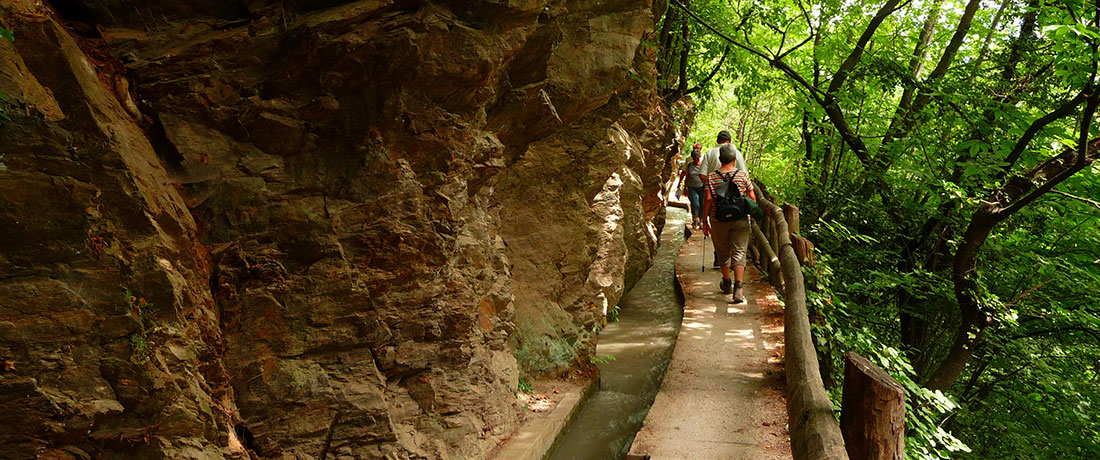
[548,207,688,460]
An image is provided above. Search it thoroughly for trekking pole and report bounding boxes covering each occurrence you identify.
[701,235,707,272]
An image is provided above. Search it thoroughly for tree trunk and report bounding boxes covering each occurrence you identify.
[676,0,691,96]
[656,5,680,89]
[875,0,981,171]
[927,134,1100,390]
[802,109,814,165]
[881,0,944,146]
[968,0,1011,80]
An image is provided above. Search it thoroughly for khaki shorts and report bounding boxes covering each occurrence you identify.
[710,217,751,267]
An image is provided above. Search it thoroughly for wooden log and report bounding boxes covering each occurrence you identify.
[791,233,816,267]
[783,203,801,235]
[668,200,690,210]
[757,196,849,460]
[780,203,816,266]
[751,221,785,295]
[768,216,781,256]
[840,353,906,460]
[753,179,776,203]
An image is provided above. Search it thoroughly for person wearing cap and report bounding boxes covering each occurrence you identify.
[698,130,746,187]
[701,144,756,303]
[678,143,705,229]
[699,130,747,267]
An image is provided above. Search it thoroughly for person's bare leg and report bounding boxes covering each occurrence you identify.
[719,265,732,294]
[733,264,745,283]
[731,265,746,303]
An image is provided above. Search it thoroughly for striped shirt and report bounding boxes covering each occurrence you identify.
[706,169,753,217]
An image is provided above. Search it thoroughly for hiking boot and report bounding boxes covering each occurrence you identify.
[692,217,700,229]
[732,287,745,304]
[719,278,732,294]
[712,258,721,268]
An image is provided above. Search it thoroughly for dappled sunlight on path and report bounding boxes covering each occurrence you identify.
[629,221,791,460]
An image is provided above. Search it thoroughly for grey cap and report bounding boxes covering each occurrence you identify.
[719,144,737,165]
[717,130,732,142]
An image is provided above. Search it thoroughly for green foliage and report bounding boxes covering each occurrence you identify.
[517,376,533,394]
[128,332,150,366]
[511,320,578,374]
[806,251,970,458]
[607,304,621,322]
[125,290,157,366]
[668,0,1100,456]
[589,354,616,365]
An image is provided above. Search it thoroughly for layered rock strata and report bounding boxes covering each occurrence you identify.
[0,0,687,458]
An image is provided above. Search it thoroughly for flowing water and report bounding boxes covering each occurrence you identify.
[548,207,688,460]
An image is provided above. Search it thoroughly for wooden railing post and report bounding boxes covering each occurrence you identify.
[783,203,800,235]
[840,353,906,460]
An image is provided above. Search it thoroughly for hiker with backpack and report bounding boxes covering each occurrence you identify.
[698,130,747,267]
[701,144,756,304]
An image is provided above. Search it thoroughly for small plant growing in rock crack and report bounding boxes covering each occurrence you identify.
[589,354,616,365]
[606,304,621,322]
[517,376,533,394]
[125,289,157,365]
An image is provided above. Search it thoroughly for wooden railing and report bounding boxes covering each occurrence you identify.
[749,183,905,460]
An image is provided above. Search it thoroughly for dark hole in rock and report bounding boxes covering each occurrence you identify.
[143,112,186,172]
[48,0,101,37]
[48,0,95,22]
[234,423,262,454]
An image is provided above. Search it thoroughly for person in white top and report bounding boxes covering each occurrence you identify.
[698,130,748,267]
[697,130,746,188]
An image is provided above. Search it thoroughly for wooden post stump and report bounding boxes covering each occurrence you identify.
[840,352,906,460]
[783,203,800,235]
[791,233,816,267]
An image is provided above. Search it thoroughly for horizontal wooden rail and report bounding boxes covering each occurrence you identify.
[746,186,906,460]
[754,195,849,460]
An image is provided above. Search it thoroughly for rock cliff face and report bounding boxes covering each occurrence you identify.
[0,1,686,459]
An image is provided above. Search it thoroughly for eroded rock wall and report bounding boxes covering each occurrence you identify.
[0,0,687,458]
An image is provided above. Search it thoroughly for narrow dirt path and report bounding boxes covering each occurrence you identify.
[628,224,792,459]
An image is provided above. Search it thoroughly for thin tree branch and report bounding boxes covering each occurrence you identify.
[998,88,1100,217]
[1049,189,1100,209]
[777,34,814,61]
[827,0,907,96]
[684,45,730,95]
[999,91,1088,174]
